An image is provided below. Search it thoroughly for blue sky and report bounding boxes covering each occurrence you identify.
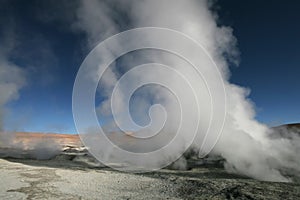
[1,0,299,133]
[218,0,300,126]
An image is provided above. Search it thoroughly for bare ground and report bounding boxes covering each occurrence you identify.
[1,157,300,200]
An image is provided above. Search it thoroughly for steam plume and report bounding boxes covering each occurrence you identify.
[73,0,300,181]
[0,21,62,160]
[0,27,26,130]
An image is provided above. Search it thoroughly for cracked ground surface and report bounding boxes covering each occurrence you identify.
[1,158,300,200]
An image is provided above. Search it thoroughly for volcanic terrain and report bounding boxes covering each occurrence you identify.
[0,124,299,199]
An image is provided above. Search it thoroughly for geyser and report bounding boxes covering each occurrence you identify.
[71,0,299,181]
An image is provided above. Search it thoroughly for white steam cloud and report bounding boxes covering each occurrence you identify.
[0,27,26,129]
[73,0,300,181]
[0,22,62,160]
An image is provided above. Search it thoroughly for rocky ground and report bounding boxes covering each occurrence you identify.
[1,149,300,200]
[1,125,300,199]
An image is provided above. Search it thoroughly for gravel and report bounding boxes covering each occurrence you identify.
[1,157,300,200]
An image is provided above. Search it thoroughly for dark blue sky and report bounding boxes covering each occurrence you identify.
[218,0,300,126]
[1,0,299,133]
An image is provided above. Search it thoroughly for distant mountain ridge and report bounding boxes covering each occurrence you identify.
[2,123,299,149]
[1,132,81,148]
[274,123,300,129]
[273,123,300,134]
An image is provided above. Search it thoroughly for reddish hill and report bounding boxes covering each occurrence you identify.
[2,131,135,149]
[5,132,82,148]
[3,123,298,150]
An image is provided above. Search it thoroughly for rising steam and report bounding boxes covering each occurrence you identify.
[71,0,300,181]
[0,19,62,160]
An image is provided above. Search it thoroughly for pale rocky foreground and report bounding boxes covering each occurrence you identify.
[1,127,300,200]
[1,156,300,200]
